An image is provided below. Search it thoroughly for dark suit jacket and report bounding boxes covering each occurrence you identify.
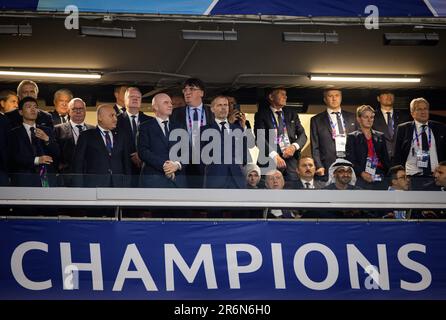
[372,108,411,160]
[0,114,11,185]
[72,127,131,187]
[254,106,307,179]
[310,110,357,174]
[8,124,59,187]
[117,111,153,153]
[393,120,446,168]
[54,122,94,185]
[50,110,70,126]
[346,130,390,182]
[171,105,215,131]
[286,179,325,190]
[202,121,246,189]
[137,117,185,188]
[5,108,54,130]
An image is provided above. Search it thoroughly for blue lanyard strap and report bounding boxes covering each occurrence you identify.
[270,110,288,135]
[328,112,346,138]
[413,124,431,149]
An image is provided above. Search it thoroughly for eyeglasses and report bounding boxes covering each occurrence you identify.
[71,108,85,112]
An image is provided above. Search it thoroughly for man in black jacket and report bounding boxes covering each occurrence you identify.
[254,88,307,181]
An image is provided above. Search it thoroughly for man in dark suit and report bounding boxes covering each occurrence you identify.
[54,98,94,186]
[116,87,152,187]
[287,156,325,189]
[254,88,307,181]
[171,78,214,188]
[310,88,357,180]
[138,93,185,188]
[50,89,73,125]
[346,105,390,190]
[393,98,446,189]
[6,80,54,129]
[202,95,246,189]
[113,85,128,116]
[8,97,59,187]
[0,113,11,185]
[72,104,131,187]
[372,90,410,161]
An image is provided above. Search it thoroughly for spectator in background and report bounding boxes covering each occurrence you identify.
[288,156,325,189]
[0,90,18,114]
[227,95,251,129]
[393,98,446,189]
[324,158,359,190]
[5,80,54,129]
[383,165,410,219]
[113,85,128,115]
[264,169,296,219]
[244,163,261,189]
[50,89,73,125]
[346,105,390,190]
[254,88,307,181]
[310,88,357,180]
[372,90,410,161]
[434,161,446,191]
[171,94,186,109]
[0,112,10,185]
[54,98,94,186]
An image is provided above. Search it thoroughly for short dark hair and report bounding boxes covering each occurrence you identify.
[438,161,446,167]
[388,165,405,182]
[323,87,342,98]
[0,90,17,102]
[18,96,38,110]
[182,78,205,93]
[297,156,315,166]
[114,85,128,94]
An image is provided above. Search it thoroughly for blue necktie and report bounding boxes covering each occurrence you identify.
[193,108,199,122]
[104,131,113,154]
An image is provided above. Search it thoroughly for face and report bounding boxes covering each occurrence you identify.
[54,93,71,115]
[411,101,429,123]
[434,165,446,187]
[1,95,18,112]
[98,106,117,130]
[171,96,185,109]
[377,93,394,108]
[324,90,342,110]
[269,90,287,110]
[358,110,375,130]
[19,84,38,99]
[211,97,229,120]
[247,171,260,187]
[227,96,237,111]
[69,100,86,124]
[265,171,285,189]
[392,170,409,190]
[114,86,128,106]
[334,167,352,186]
[297,158,316,180]
[183,85,204,106]
[19,101,38,121]
[125,89,142,114]
[153,94,173,118]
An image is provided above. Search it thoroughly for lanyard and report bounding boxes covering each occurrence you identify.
[187,106,205,131]
[270,111,288,137]
[328,112,346,138]
[413,124,431,150]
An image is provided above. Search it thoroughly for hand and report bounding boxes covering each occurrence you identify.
[315,167,325,176]
[275,155,287,169]
[421,210,438,219]
[361,171,373,183]
[227,109,240,124]
[163,160,179,175]
[166,172,176,180]
[130,152,142,168]
[282,145,296,158]
[38,155,53,165]
[238,112,246,129]
[35,128,49,142]
[383,212,395,219]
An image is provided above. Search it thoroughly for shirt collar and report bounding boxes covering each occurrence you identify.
[414,120,428,130]
[97,125,111,133]
[155,116,169,126]
[69,119,84,127]
[300,178,314,187]
[380,108,393,115]
[126,111,139,120]
[23,122,36,131]
[327,108,341,114]
[189,103,203,110]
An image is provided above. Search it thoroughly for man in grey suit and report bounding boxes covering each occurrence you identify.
[310,88,357,180]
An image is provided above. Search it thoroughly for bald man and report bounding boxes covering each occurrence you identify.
[72,104,131,187]
[137,93,185,188]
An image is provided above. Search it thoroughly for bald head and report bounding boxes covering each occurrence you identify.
[97,104,117,130]
[152,93,173,119]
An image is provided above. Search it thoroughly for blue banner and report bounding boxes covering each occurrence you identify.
[1,219,445,299]
[0,0,441,17]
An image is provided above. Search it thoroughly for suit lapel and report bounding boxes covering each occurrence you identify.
[95,127,111,156]
[20,126,34,155]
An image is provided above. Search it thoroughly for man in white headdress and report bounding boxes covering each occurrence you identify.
[324,158,360,190]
